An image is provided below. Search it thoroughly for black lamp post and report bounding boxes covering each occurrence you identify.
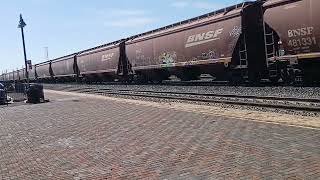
[18,14,29,86]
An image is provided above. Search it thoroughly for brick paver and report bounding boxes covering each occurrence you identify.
[0,91,319,179]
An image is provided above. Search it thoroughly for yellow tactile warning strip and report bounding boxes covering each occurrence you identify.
[45,90,320,130]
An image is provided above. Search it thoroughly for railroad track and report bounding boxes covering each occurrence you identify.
[45,84,320,112]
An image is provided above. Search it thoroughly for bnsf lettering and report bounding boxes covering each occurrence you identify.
[187,29,223,43]
[288,27,314,38]
[186,29,223,48]
[101,53,114,61]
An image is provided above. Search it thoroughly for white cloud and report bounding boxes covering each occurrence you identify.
[109,9,147,16]
[97,8,155,28]
[97,9,147,17]
[193,2,224,10]
[171,1,190,8]
[106,17,155,27]
[170,1,225,10]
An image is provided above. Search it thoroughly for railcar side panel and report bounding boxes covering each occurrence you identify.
[126,11,243,72]
[8,72,14,81]
[13,71,19,81]
[77,46,119,75]
[264,0,320,55]
[51,57,75,77]
[19,69,26,80]
[5,74,10,81]
[126,39,154,69]
[28,66,36,80]
[36,63,51,79]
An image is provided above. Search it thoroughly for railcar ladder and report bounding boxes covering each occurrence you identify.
[239,34,248,67]
[264,24,276,63]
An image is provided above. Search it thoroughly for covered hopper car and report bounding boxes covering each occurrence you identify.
[263,0,320,83]
[125,2,265,83]
[76,42,121,82]
[2,0,319,85]
[35,62,52,82]
[51,54,77,82]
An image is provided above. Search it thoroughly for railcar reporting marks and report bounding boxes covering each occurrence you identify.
[287,27,317,51]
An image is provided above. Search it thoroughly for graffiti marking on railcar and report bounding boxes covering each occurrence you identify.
[284,4,297,10]
[230,26,242,38]
[159,52,177,66]
[199,50,218,60]
[101,53,115,62]
[185,28,223,48]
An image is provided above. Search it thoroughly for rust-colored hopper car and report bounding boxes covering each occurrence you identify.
[263,0,320,83]
[3,0,319,84]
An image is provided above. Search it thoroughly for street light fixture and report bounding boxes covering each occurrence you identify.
[18,14,29,86]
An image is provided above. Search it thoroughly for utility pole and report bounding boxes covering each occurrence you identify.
[44,47,49,61]
[18,14,29,86]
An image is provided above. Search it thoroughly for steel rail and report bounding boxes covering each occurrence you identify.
[45,85,320,112]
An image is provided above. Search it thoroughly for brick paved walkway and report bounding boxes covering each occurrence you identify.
[0,91,319,179]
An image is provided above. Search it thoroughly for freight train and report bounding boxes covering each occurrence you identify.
[1,0,319,85]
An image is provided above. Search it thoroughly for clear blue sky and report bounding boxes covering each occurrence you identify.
[0,0,246,72]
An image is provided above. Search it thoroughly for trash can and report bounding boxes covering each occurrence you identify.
[0,89,5,104]
[0,83,6,104]
[26,84,44,104]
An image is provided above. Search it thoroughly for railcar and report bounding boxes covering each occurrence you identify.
[13,71,19,82]
[125,2,266,83]
[263,0,320,83]
[3,74,8,82]
[35,62,52,82]
[2,74,6,82]
[8,72,14,82]
[76,41,122,82]
[3,0,319,85]
[18,69,26,82]
[0,73,7,82]
[51,54,77,82]
[28,65,36,82]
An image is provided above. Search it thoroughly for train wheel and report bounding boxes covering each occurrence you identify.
[281,68,295,85]
[179,69,200,81]
[248,73,261,86]
[302,74,313,87]
[228,70,245,86]
[133,74,148,84]
[151,78,163,84]
[269,76,280,85]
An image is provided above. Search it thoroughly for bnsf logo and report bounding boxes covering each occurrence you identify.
[288,27,314,38]
[185,28,223,48]
[101,53,114,61]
